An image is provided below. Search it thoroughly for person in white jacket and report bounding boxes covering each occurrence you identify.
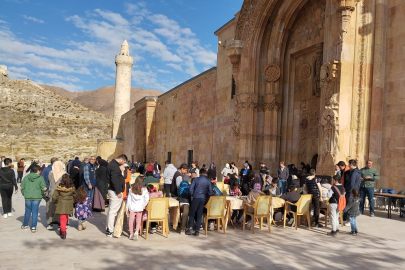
[126,176,149,240]
[221,163,232,181]
[163,161,177,197]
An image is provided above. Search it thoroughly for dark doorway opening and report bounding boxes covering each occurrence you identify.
[311,154,318,171]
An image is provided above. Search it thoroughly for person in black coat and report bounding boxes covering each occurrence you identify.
[69,163,81,189]
[207,163,217,180]
[0,158,18,217]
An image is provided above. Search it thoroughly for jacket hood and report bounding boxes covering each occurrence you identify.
[1,167,11,172]
[27,172,42,182]
[321,183,332,189]
[167,164,177,170]
[55,186,75,192]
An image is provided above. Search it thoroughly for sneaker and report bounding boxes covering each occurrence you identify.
[143,229,146,234]
[47,224,53,230]
[317,223,324,228]
[352,232,358,236]
[78,225,83,231]
[349,231,354,235]
[336,229,340,235]
[344,222,351,227]
[287,218,294,225]
[246,221,252,230]
[82,222,86,230]
[31,227,37,233]
[370,213,375,217]
[106,229,113,237]
[3,214,8,219]
[327,231,337,237]
[129,234,134,240]
[151,227,156,234]
[21,225,29,230]
[185,229,195,235]
[134,231,139,241]
[7,213,13,217]
[194,231,200,237]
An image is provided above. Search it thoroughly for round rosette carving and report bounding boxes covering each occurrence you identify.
[264,64,281,82]
[299,64,311,82]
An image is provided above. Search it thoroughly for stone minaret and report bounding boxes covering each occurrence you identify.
[112,40,133,139]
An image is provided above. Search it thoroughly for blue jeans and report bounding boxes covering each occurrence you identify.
[86,185,94,200]
[360,187,374,214]
[278,179,287,194]
[349,216,358,233]
[23,200,41,228]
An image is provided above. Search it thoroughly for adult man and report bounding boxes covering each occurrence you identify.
[163,161,177,197]
[17,158,25,183]
[83,156,97,199]
[305,169,323,228]
[21,164,46,233]
[186,168,212,237]
[344,159,361,225]
[259,161,270,175]
[281,185,301,226]
[25,160,38,174]
[106,154,127,237]
[289,164,298,176]
[0,158,18,218]
[360,160,380,217]
[277,161,289,194]
[337,161,350,187]
[171,163,189,196]
[143,171,159,186]
[41,157,58,189]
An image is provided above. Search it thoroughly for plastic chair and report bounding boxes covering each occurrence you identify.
[319,198,330,227]
[284,194,312,230]
[216,182,224,191]
[203,196,227,235]
[222,184,230,196]
[150,182,160,190]
[243,195,272,234]
[140,197,169,240]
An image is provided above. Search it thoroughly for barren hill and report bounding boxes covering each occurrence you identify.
[41,85,163,118]
[0,76,111,161]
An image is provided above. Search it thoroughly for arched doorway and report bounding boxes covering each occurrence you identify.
[311,154,318,171]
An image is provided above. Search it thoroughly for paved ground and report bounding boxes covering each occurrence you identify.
[1,192,405,270]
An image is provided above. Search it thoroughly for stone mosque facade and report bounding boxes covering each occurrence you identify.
[98,0,404,190]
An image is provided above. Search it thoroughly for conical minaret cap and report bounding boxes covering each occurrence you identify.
[120,39,130,56]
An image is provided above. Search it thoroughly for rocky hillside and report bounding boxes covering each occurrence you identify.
[0,76,111,161]
[41,85,163,118]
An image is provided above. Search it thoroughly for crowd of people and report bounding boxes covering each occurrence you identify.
[0,154,381,240]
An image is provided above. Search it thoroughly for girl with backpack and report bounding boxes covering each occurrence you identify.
[343,188,361,236]
[52,174,77,240]
[177,179,190,234]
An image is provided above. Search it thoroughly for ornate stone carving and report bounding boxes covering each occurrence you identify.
[227,40,245,71]
[235,93,255,109]
[299,64,311,82]
[321,93,340,160]
[264,64,281,82]
[333,0,360,43]
[235,0,266,43]
[312,50,323,97]
[320,61,340,103]
[288,0,326,50]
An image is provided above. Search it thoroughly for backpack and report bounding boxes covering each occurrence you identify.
[178,181,190,196]
[333,186,346,211]
[213,183,222,196]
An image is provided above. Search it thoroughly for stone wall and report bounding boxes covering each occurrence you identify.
[380,1,405,190]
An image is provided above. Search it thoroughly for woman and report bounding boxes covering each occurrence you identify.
[188,161,199,177]
[207,163,217,181]
[93,158,108,211]
[220,163,231,182]
[46,160,65,230]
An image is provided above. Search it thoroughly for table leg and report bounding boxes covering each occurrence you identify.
[388,197,392,219]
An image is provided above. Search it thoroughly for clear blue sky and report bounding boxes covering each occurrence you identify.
[0,0,243,92]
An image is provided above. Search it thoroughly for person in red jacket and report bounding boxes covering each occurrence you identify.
[146,159,155,172]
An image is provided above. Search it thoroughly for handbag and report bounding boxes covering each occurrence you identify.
[42,190,51,202]
[142,209,148,221]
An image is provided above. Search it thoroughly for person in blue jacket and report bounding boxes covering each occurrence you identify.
[186,168,212,237]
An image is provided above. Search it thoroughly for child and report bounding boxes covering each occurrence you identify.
[326,175,345,237]
[126,176,149,240]
[52,174,77,239]
[267,178,280,196]
[320,179,332,208]
[229,181,242,196]
[144,184,162,234]
[343,188,361,236]
[74,185,92,231]
[224,173,231,184]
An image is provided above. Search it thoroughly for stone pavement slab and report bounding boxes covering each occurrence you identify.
[1,192,405,269]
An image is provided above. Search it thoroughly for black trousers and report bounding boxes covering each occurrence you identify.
[17,171,24,183]
[311,196,320,224]
[0,185,14,213]
[164,184,171,197]
[188,198,205,231]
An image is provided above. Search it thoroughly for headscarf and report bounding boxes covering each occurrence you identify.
[225,163,230,169]
[98,159,108,168]
[52,160,65,182]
